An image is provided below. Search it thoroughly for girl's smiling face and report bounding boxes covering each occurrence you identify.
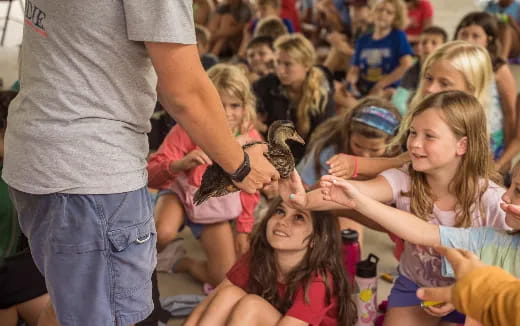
[266,202,313,252]
[407,108,467,174]
[220,91,245,134]
[502,170,520,230]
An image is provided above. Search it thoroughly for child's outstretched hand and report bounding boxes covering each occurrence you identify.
[181,149,212,170]
[279,169,307,209]
[319,175,362,209]
[326,154,357,179]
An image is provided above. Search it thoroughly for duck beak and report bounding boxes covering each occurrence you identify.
[290,133,305,144]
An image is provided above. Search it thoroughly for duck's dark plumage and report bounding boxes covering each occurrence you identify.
[193,120,304,205]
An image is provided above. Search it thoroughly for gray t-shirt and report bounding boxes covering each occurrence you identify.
[3,0,196,194]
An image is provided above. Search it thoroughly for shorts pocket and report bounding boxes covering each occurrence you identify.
[107,215,156,299]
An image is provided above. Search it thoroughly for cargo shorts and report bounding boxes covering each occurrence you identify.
[9,187,157,326]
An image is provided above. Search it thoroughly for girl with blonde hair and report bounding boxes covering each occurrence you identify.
[254,33,336,162]
[326,41,498,181]
[147,64,261,289]
[285,90,509,326]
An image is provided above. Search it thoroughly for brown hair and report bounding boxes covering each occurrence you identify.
[247,197,357,325]
[255,16,289,40]
[403,91,500,227]
[308,97,403,177]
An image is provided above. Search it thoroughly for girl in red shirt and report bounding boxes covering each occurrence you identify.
[185,196,357,326]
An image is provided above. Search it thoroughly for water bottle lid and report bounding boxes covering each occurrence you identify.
[356,253,379,278]
[341,228,359,242]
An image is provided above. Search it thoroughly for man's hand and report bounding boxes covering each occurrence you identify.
[232,144,279,194]
[417,246,485,304]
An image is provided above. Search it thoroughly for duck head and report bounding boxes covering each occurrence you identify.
[267,120,305,151]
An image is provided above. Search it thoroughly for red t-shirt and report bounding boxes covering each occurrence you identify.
[281,0,301,32]
[227,253,339,326]
[405,0,433,37]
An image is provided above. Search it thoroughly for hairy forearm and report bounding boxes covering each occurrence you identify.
[355,195,440,246]
[158,81,243,174]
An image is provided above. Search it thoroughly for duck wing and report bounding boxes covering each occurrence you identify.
[265,145,295,179]
[194,141,267,205]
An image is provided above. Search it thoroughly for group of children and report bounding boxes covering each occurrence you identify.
[143,0,520,325]
[2,0,520,325]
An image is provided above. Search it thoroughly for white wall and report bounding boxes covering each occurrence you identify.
[0,0,24,90]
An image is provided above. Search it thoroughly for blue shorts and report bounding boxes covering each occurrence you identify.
[156,189,204,239]
[388,273,466,324]
[9,187,156,326]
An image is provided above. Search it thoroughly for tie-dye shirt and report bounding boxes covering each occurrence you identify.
[380,166,508,287]
[440,227,520,278]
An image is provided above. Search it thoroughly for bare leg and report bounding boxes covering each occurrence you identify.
[176,221,237,286]
[463,317,483,326]
[198,285,247,326]
[383,306,441,326]
[0,307,18,326]
[227,294,282,326]
[37,302,59,326]
[17,294,50,326]
[154,193,185,252]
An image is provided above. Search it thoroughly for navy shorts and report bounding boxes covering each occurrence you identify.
[156,189,204,239]
[9,187,156,326]
[387,273,466,324]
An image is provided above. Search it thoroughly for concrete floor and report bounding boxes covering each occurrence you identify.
[160,3,504,325]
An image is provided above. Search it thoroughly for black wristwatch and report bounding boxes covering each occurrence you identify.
[229,151,251,182]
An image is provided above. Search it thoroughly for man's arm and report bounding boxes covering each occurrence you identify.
[146,42,279,192]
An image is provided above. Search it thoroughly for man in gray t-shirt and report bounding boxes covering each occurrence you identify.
[4,1,279,325]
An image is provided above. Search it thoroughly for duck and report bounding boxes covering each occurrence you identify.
[193,120,305,205]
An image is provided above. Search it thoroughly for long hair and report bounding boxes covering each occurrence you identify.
[454,11,505,72]
[374,0,409,30]
[409,41,493,110]
[207,64,257,134]
[403,91,499,227]
[247,197,357,325]
[274,34,328,138]
[308,97,403,177]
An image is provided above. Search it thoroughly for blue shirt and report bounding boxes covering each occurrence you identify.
[352,29,413,89]
[439,226,520,278]
[296,146,337,187]
[485,1,520,23]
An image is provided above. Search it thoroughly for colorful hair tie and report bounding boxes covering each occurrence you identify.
[352,106,399,135]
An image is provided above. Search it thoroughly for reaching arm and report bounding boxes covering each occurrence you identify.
[146,42,279,193]
[320,176,440,247]
[495,65,517,145]
[371,55,414,92]
[146,42,243,174]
